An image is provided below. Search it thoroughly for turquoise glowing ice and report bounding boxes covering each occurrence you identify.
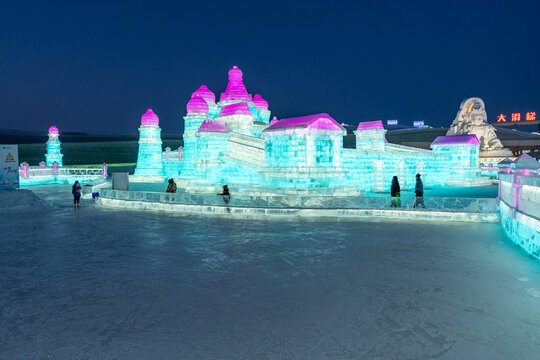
[499,154,540,259]
[45,125,63,167]
[134,65,491,193]
[134,109,164,177]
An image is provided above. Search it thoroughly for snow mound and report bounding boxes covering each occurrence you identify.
[0,189,49,214]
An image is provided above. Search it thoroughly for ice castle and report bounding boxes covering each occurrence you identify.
[134,66,490,194]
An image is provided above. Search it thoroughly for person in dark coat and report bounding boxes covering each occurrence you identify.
[72,181,81,208]
[413,173,425,208]
[390,176,401,207]
[166,178,177,193]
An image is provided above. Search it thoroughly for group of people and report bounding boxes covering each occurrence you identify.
[390,173,425,208]
[75,175,425,211]
[69,174,427,210]
[166,178,230,205]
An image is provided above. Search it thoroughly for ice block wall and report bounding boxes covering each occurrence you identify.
[498,154,540,259]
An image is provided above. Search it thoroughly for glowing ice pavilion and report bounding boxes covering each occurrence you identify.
[135,65,490,194]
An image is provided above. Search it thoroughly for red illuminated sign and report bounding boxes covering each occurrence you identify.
[496,112,536,123]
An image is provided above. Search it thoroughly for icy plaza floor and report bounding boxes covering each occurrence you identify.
[1,186,540,359]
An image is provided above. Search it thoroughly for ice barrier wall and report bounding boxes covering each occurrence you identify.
[97,189,499,223]
[133,66,491,194]
[498,154,540,259]
[498,155,540,259]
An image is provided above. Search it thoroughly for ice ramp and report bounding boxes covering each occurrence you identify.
[226,133,265,167]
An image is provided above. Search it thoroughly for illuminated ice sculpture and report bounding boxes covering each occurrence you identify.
[134,109,165,179]
[137,65,492,194]
[45,126,63,167]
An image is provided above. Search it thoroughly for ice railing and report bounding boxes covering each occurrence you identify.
[19,166,104,178]
[100,189,498,213]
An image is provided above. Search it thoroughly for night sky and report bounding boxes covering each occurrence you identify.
[1,0,538,134]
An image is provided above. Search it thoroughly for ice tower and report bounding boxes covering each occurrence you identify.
[354,121,387,151]
[45,126,63,167]
[134,109,164,177]
[181,93,212,177]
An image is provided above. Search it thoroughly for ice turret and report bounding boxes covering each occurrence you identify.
[190,86,218,118]
[191,85,215,103]
[45,125,63,167]
[134,109,164,177]
[220,66,252,102]
[187,94,209,114]
[354,121,387,151]
[253,94,268,110]
[218,102,255,135]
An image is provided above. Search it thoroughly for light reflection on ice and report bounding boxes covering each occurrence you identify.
[1,185,539,359]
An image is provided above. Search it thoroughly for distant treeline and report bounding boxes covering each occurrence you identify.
[18,140,183,166]
[0,129,183,144]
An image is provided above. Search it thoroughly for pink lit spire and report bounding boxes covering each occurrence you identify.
[141,109,159,126]
[191,85,215,103]
[220,65,252,102]
[253,94,268,110]
[48,126,59,134]
[187,94,209,114]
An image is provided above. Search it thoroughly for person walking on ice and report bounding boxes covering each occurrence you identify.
[413,173,425,208]
[72,180,81,209]
[390,176,401,207]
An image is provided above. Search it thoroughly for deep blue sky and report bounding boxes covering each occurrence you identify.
[1,0,538,134]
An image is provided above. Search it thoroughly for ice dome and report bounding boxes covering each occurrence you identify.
[253,94,268,110]
[48,126,59,134]
[141,109,159,126]
[269,117,278,125]
[228,65,243,81]
[187,94,209,114]
[191,85,215,103]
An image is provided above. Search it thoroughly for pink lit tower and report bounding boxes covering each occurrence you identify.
[134,109,164,177]
[45,126,63,166]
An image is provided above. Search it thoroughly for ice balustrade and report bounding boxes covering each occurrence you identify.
[19,166,105,178]
[100,189,497,213]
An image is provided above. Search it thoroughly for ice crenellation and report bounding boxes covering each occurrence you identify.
[134,66,493,194]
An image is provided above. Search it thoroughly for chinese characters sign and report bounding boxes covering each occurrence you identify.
[496,112,536,122]
[0,144,19,190]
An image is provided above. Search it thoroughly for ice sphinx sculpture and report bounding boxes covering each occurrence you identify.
[447,97,512,157]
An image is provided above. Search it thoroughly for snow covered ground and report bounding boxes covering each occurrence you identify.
[1,185,540,359]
